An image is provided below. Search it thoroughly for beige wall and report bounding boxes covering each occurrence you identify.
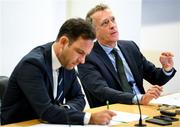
[0,0,179,94]
[141,0,180,94]
[141,50,161,92]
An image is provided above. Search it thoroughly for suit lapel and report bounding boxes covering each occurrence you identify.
[94,42,121,84]
[43,42,54,98]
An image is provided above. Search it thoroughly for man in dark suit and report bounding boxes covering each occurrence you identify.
[78,4,176,108]
[1,18,116,125]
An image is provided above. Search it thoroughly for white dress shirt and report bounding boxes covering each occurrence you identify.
[51,45,91,124]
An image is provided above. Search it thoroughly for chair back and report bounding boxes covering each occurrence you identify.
[0,76,9,100]
[0,76,8,124]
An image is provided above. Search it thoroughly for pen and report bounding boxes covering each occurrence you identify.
[106,100,109,110]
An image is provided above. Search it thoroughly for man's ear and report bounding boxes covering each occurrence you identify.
[59,36,69,49]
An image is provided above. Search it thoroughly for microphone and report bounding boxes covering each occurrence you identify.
[129,82,146,127]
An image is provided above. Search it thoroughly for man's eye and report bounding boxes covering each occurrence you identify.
[79,52,83,55]
[111,17,115,22]
[101,20,109,26]
[77,50,84,55]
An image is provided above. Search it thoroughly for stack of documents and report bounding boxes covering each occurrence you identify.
[150,92,180,107]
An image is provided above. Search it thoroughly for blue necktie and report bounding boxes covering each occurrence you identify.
[55,67,64,104]
[111,48,133,93]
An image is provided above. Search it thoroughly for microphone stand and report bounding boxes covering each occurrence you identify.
[131,83,146,127]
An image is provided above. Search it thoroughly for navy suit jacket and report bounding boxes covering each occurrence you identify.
[78,40,176,108]
[1,42,85,125]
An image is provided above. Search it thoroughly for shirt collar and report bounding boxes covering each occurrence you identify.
[114,43,120,51]
[98,41,119,54]
[51,44,62,71]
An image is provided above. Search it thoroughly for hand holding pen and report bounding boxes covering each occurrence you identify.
[106,100,109,110]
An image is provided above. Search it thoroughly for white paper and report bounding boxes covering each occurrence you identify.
[150,92,180,106]
[30,124,108,127]
[30,110,148,127]
[110,110,148,124]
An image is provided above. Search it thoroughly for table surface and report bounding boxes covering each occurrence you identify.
[1,103,180,127]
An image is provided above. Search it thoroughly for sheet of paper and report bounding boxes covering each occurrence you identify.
[30,124,108,127]
[150,92,180,106]
[30,110,148,127]
[110,110,148,125]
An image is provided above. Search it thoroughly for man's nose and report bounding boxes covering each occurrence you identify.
[109,21,115,28]
[78,55,85,64]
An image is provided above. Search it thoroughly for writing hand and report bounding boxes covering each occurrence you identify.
[89,110,116,125]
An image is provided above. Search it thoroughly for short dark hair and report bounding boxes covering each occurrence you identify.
[56,18,95,42]
[86,4,109,24]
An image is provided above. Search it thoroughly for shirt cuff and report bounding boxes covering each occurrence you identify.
[162,68,174,76]
[61,104,71,109]
[84,112,91,124]
[132,94,143,104]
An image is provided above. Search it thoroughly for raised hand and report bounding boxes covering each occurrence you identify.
[159,52,174,71]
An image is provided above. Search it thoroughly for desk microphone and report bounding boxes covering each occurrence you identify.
[129,82,146,127]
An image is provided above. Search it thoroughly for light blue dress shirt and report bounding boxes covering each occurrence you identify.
[99,42,173,104]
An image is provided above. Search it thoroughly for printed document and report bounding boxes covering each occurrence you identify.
[150,92,180,106]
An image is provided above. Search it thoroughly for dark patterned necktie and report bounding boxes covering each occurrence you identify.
[111,48,132,93]
[55,67,64,104]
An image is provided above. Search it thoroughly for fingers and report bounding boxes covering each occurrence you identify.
[161,52,174,57]
[140,93,154,105]
[147,85,163,99]
[90,110,116,125]
[148,85,163,92]
[101,110,116,124]
[141,85,163,105]
[105,110,117,117]
[160,52,174,71]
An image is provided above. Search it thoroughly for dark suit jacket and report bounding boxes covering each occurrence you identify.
[78,40,176,108]
[1,42,85,125]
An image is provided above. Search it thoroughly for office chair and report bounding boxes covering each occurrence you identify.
[0,76,9,100]
[0,76,8,124]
